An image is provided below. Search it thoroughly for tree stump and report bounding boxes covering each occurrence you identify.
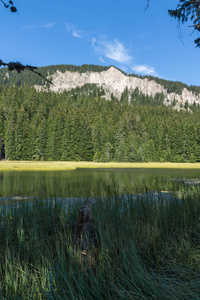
[73,203,97,252]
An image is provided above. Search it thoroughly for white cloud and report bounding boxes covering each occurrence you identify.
[22,23,56,30]
[22,25,35,30]
[92,36,157,76]
[92,36,132,64]
[91,38,96,47]
[99,56,105,63]
[132,64,156,76]
[66,23,71,32]
[41,23,56,28]
[66,23,82,38]
[72,30,82,38]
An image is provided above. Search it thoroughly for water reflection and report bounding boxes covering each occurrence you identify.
[0,168,200,201]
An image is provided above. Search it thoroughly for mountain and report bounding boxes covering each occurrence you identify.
[1,65,200,162]
[1,64,200,110]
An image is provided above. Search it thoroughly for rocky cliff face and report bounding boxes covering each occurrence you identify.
[35,66,200,109]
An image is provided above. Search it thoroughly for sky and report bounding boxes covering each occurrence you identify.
[0,0,200,86]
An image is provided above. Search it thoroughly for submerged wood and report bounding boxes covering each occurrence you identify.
[74,203,97,251]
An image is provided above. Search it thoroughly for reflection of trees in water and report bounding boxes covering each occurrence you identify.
[0,171,106,198]
[0,169,198,199]
[0,174,4,184]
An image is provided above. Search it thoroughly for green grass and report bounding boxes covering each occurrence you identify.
[0,181,200,299]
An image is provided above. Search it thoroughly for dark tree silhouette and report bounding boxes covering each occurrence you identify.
[146,0,200,47]
[168,1,200,47]
[0,1,54,85]
[0,0,17,13]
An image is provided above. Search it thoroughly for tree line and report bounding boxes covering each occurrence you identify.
[0,84,200,162]
[1,64,200,96]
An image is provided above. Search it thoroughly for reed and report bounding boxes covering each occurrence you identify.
[0,181,199,299]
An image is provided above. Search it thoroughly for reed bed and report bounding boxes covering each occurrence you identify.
[0,181,199,299]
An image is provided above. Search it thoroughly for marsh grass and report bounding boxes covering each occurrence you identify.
[0,181,200,299]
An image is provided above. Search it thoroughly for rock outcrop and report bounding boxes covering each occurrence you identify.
[35,66,200,109]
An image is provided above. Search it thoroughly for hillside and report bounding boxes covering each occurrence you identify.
[1,64,200,110]
[1,64,200,163]
[0,84,200,162]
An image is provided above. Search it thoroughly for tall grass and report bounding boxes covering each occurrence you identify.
[0,181,200,299]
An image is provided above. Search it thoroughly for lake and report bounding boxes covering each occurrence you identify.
[0,168,200,202]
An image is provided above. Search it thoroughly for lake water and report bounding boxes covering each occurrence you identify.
[0,168,200,203]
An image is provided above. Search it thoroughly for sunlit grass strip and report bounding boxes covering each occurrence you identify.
[1,161,200,171]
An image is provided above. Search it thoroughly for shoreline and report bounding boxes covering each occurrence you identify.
[1,161,200,171]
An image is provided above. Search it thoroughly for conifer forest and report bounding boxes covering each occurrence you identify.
[0,65,200,163]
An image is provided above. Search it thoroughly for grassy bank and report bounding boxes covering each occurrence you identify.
[1,160,200,171]
[0,181,200,299]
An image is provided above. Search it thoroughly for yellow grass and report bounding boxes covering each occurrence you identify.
[1,161,200,171]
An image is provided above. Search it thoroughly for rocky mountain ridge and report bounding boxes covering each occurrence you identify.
[34,66,200,109]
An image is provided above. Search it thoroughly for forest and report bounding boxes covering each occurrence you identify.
[0,79,200,162]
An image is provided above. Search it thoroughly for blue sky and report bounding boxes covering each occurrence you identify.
[1,0,200,86]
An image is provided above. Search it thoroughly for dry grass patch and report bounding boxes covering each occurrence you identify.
[1,161,200,171]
